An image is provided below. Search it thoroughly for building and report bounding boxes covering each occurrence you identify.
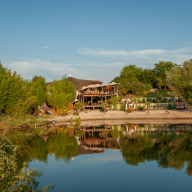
[46,77,119,109]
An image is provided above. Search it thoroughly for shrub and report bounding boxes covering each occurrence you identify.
[113,103,117,110]
[167,104,173,110]
[120,104,126,111]
[137,105,143,111]
[137,98,142,103]
[126,107,133,113]
[73,111,79,116]
[70,117,73,122]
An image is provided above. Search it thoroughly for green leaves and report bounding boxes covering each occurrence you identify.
[48,76,76,114]
[166,59,192,107]
[0,64,36,116]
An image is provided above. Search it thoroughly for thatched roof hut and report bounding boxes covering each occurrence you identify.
[39,103,50,110]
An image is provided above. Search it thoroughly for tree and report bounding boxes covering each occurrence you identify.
[140,69,157,88]
[154,61,176,88]
[118,79,145,96]
[110,76,120,83]
[30,77,47,109]
[166,59,192,107]
[48,76,76,115]
[120,65,143,82]
[0,63,35,116]
[32,75,45,82]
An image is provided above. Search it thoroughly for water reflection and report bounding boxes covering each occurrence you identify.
[2,123,192,177]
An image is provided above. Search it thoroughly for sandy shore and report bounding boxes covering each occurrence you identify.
[48,109,192,125]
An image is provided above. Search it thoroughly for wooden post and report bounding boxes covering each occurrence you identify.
[101,97,103,104]
[91,96,92,105]
[105,95,106,103]
[83,95,84,104]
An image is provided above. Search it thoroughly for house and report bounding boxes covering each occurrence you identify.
[46,77,119,109]
[70,77,119,109]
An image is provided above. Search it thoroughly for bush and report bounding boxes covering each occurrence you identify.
[137,99,142,103]
[137,105,143,111]
[167,104,173,110]
[120,104,126,111]
[73,111,79,116]
[126,107,133,113]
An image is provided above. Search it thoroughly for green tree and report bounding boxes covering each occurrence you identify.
[166,59,192,107]
[0,63,35,116]
[32,75,45,82]
[30,77,47,109]
[154,61,176,88]
[140,69,157,88]
[120,65,143,82]
[110,76,120,83]
[48,76,76,115]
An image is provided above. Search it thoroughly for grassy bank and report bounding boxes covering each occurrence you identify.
[0,115,52,130]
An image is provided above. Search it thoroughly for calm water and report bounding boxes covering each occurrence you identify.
[3,123,192,191]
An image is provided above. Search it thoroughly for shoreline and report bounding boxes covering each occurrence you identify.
[49,109,192,124]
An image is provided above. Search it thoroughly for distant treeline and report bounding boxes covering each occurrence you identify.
[110,61,177,95]
[0,62,76,116]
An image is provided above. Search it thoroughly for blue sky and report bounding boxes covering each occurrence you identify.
[0,0,192,83]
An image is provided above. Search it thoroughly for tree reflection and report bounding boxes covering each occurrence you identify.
[119,130,192,176]
[47,133,78,163]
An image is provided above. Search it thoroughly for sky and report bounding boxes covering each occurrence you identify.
[0,0,192,83]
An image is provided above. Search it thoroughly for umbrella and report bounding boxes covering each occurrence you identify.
[39,103,50,114]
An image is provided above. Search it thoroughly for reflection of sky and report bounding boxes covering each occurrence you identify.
[29,149,192,192]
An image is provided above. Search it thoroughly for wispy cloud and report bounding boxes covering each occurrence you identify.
[78,48,166,57]
[81,154,122,165]
[6,59,78,82]
[44,46,54,49]
[78,47,192,65]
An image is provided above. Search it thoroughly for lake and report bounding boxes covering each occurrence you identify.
[2,122,192,191]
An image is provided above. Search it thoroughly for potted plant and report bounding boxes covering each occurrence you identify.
[87,101,91,105]
[98,101,101,105]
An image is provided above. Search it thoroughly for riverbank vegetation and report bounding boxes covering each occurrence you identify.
[0,131,54,191]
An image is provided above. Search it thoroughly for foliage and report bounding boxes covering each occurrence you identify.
[110,76,120,83]
[30,77,47,110]
[167,104,173,110]
[118,79,145,96]
[32,75,45,82]
[144,83,153,91]
[0,136,54,192]
[74,102,83,111]
[120,65,143,82]
[70,117,73,122]
[48,76,76,115]
[102,102,108,110]
[166,59,192,107]
[137,105,143,111]
[120,104,126,111]
[0,63,36,116]
[47,134,78,163]
[154,61,176,88]
[126,107,133,113]
[145,101,150,113]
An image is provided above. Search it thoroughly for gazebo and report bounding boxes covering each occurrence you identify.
[39,103,50,114]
